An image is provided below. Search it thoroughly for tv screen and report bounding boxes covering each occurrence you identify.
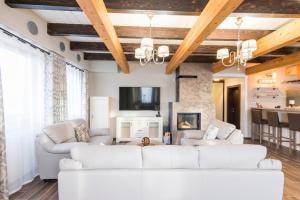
[119,87,160,110]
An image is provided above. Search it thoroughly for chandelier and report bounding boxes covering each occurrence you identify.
[216,17,257,70]
[134,14,169,65]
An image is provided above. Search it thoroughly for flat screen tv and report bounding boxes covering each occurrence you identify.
[119,87,160,110]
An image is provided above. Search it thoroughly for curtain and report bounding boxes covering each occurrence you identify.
[0,31,45,194]
[83,70,89,121]
[0,68,8,200]
[45,52,68,124]
[66,65,88,120]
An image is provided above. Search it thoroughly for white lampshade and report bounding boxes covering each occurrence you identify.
[217,48,229,59]
[157,45,169,57]
[241,49,252,60]
[135,48,145,59]
[141,37,154,51]
[242,39,257,52]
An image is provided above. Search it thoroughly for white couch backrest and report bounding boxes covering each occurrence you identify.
[71,145,142,169]
[142,145,199,168]
[43,122,75,144]
[198,145,267,169]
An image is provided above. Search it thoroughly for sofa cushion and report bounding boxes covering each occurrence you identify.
[49,142,88,154]
[75,123,90,142]
[142,146,199,168]
[89,135,113,145]
[210,120,236,140]
[183,130,205,139]
[258,159,282,170]
[203,125,219,140]
[71,145,142,169]
[43,122,75,144]
[198,145,267,169]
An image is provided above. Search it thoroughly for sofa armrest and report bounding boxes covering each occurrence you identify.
[258,159,282,170]
[89,128,110,136]
[226,130,244,144]
[59,158,83,170]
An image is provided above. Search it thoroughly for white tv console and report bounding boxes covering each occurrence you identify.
[116,116,163,142]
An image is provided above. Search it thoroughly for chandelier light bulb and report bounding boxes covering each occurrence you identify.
[135,48,146,59]
[217,48,229,59]
[141,37,154,51]
[158,45,169,57]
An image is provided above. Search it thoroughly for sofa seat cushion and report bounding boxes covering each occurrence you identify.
[43,122,75,144]
[71,145,142,169]
[181,138,230,146]
[142,146,199,169]
[183,130,205,139]
[47,142,88,154]
[210,120,236,140]
[89,135,113,145]
[198,145,267,169]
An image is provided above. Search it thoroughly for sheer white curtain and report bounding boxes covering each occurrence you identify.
[66,65,86,120]
[0,31,45,194]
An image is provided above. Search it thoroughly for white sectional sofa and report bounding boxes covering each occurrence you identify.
[59,145,284,200]
[36,119,113,180]
[180,119,244,145]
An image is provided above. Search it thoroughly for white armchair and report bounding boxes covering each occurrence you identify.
[180,120,244,145]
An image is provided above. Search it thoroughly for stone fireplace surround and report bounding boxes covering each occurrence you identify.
[169,63,216,144]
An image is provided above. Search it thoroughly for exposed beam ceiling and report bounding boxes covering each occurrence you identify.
[165,0,244,74]
[70,42,300,57]
[75,0,129,73]
[48,23,273,41]
[213,19,300,73]
[84,52,276,64]
[246,51,300,75]
[5,0,300,17]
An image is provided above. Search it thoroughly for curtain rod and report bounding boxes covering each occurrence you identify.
[0,27,87,72]
[0,27,50,55]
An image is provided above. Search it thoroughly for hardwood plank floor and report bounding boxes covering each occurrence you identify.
[9,140,300,200]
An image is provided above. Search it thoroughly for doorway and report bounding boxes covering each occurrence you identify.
[227,84,241,129]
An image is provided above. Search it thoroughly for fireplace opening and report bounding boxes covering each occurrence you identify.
[177,113,201,130]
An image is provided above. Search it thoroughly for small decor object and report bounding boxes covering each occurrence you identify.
[75,124,90,142]
[156,111,161,117]
[289,100,295,107]
[141,137,151,146]
[163,132,171,145]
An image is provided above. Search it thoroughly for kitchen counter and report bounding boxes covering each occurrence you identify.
[251,107,300,122]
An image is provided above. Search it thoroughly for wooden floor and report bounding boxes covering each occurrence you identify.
[9,140,300,200]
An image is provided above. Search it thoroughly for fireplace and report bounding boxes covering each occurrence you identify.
[177,113,201,130]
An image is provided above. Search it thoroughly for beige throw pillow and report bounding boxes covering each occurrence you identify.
[75,124,90,142]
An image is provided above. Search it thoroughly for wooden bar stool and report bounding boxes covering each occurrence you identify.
[251,109,268,144]
[267,112,289,148]
[287,113,300,153]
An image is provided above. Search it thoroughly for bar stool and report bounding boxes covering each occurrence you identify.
[287,113,300,153]
[266,112,289,148]
[251,109,268,144]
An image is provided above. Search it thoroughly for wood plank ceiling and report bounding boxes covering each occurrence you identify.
[5,0,300,74]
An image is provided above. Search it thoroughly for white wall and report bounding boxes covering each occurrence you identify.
[89,61,176,136]
[0,1,88,68]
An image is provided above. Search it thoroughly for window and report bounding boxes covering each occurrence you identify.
[0,31,45,193]
[66,65,86,120]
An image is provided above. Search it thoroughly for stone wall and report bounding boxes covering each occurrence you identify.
[170,63,216,143]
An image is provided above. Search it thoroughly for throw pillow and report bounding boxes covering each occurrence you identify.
[203,125,219,140]
[75,123,90,142]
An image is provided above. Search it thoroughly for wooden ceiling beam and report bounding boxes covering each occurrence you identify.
[165,0,244,74]
[70,41,300,57]
[213,19,300,73]
[246,51,300,75]
[75,0,129,73]
[48,23,272,41]
[5,0,300,17]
